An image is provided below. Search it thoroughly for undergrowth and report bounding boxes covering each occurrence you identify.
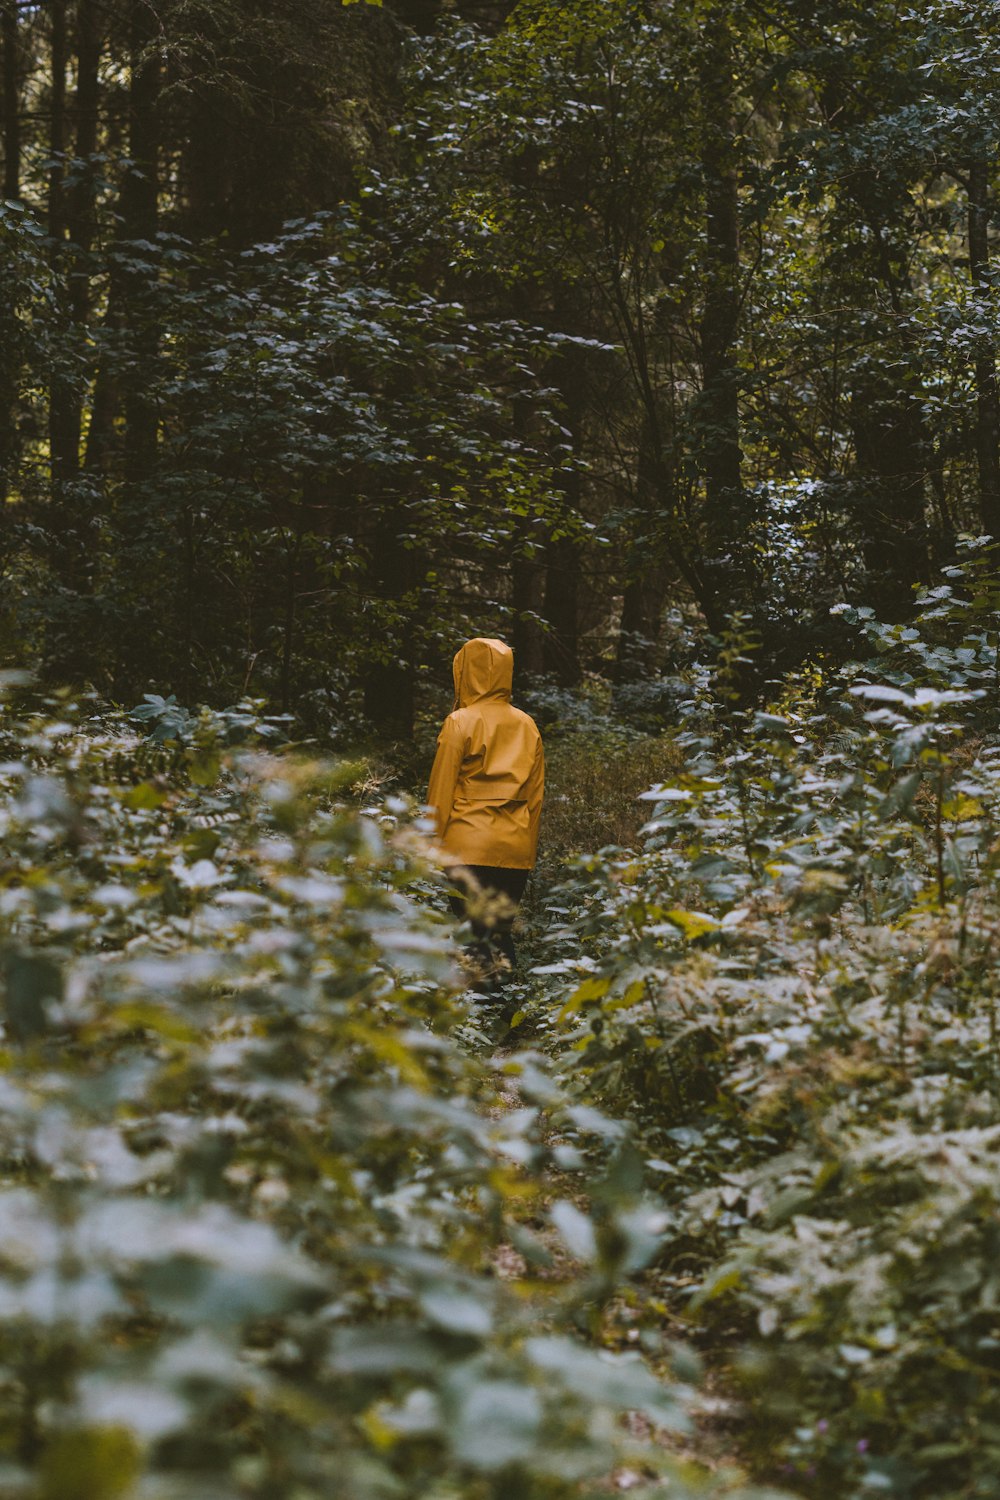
[538,731,683,870]
[528,542,1000,1498]
[0,680,781,1500]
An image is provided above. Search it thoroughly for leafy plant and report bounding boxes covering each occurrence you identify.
[530,574,1000,1494]
[0,683,783,1500]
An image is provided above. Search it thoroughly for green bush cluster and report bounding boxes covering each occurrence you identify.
[534,553,1000,1496]
[0,684,786,1500]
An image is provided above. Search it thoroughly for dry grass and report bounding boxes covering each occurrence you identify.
[539,733,683,864]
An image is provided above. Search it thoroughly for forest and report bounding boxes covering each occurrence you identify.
[2,0,1000,1496]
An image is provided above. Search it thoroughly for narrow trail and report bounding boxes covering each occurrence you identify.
[479,1022,756,1494]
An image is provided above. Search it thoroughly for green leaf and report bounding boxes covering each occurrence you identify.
[3,951,62,1042]
[39,1428,141,1500]
[449,1378,541,1471]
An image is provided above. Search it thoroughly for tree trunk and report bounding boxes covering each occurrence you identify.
[508,396,546,679]
[121,0,161,490]
[180,1,233,244]
[843,185,930,615]
[2,0,19,200]
[48,0,66,241]
[615,416,672,682]
[698,12,746,609]
[543,344,584,686]
[362,510,416,738]
[616,569,665,682]
[969,156,1000,536]
[45,0,103,628]
[279,532,302,715]
[45,0,90,628]
[849,380,929,616]
[58,0,101,502]
[512,542,545,679]
[84,362,118,473]
[542,534,580,685]
[69,0,101,305]
[47,0,77,485]
[0,2,19,505]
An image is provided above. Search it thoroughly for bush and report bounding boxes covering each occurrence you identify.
[0,683,782,1500]
[530,573,1000,1495]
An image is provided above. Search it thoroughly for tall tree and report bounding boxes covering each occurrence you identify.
[47,0,66,242]
[0,1,20,506]
[968,155,1000,536]
[67,0,101,324]
[47,0,79,511]
[1,0,18,200]
[697,4,746,617]
[120,0,161,489]
[46,0,103,610]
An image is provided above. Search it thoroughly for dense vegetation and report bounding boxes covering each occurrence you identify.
[3,0,1000,721]
[532,561,1000,1496]
[5,0,1000,1496]
[0,685,746,1499]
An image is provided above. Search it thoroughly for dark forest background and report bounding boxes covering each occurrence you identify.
[2,0,1000,735]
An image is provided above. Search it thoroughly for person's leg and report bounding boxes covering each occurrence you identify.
[446,867,495,980]
[465,866,529,974]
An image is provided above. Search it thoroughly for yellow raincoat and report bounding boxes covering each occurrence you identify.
[427,638,544,869]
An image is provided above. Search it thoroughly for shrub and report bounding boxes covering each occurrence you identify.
[530,574,1000,1495]
[0,683,781,1500]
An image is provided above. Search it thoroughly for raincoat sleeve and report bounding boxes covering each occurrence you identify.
[427,717,466,842]
[525,736,545,866]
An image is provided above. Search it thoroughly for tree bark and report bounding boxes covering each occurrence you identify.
[121,0,161,490]
[279,532,302,715]
[969,155,1000,536]
[512,542,545,679]
[46,0,103,620]
[849,379,929,615]
[47,0,82,555]
[48,0,67,241]
[542,341,584,685]
[84,362,118,473]
[58,0,101,493]
[698,12,746,608]
[69,0,101,301]
[2,0,19,200]
[0,3,19,504]
[508,395,546,679]
[845,190,930,616]
[615,414,673,682]
[362,508,416,738]
[542,534,580,685]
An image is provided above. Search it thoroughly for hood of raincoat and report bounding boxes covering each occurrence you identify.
[452,637,513,709]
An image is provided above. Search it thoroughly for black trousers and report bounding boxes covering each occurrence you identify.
[447,864,530,976]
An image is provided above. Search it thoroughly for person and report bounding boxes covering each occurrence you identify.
[427,637,544,985]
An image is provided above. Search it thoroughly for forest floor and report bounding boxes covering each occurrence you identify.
[477,1009,764,1495]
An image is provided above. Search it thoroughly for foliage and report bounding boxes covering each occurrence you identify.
[8,0,1000,716]
[11,0,1000,1483]
[531,553,1000,1495]
[0,681,789,1500]
[16,210,580,715]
